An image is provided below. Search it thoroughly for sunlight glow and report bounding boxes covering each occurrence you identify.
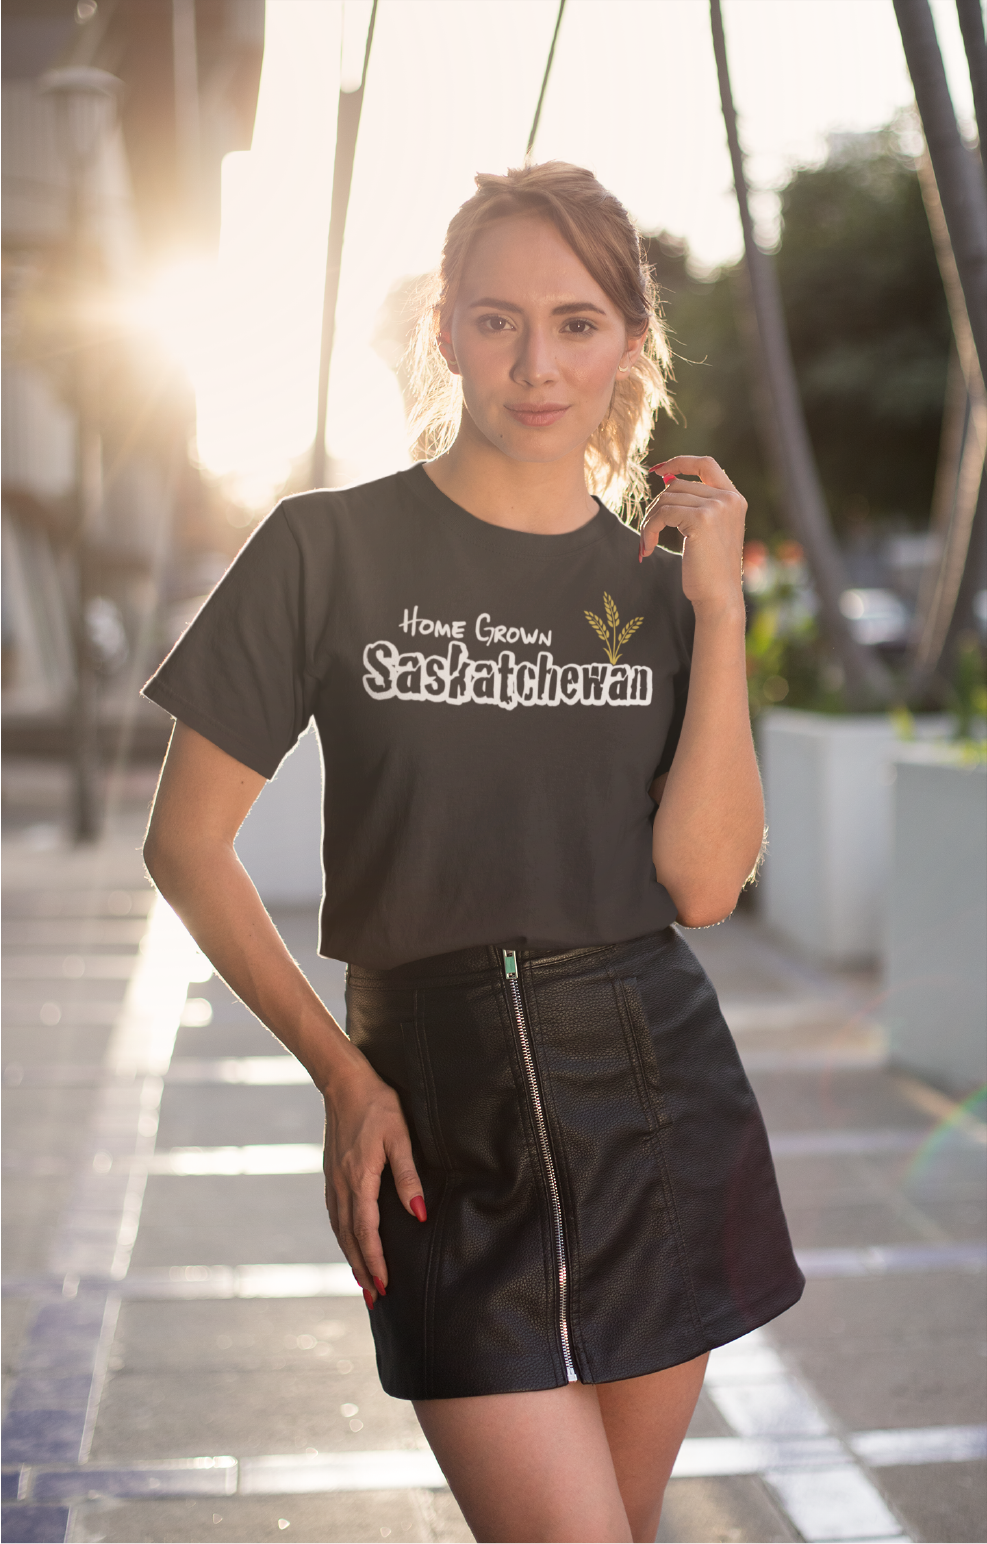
[176,0,977,506]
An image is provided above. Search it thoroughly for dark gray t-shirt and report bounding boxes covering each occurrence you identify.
[144,465,694,968]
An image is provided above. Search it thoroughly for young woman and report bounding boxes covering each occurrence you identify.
[143,162,803,1544]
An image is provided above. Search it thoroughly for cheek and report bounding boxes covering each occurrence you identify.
[569,346,624,402]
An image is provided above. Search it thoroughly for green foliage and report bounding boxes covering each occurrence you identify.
[645,131,950,542]
[949,632,987,741]
[742,541,848,716]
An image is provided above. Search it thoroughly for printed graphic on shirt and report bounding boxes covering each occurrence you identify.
[363,598,652,710]
[584,593,644,665]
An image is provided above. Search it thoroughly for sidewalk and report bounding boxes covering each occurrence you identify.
[2,761,985,1544]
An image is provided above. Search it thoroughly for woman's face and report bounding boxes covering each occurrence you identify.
[441,214,641,467]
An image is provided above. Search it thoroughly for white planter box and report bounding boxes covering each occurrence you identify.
[234,724,324,906]
[759,710,900,966]
[884,745,987,1094]
[758,710,949,967]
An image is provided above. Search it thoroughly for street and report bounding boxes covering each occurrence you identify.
[2,763,985,1543]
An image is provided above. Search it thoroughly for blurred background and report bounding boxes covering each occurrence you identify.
[2,0,985,790]
[2,3,985,1543]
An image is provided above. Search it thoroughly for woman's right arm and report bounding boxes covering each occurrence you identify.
[143,722,425,1299]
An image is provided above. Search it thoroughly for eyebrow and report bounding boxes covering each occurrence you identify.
[467,297,608,317]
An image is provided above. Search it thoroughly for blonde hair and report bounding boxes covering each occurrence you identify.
[407,162,672,527]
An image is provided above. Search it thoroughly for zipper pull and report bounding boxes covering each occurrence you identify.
[502,949,518,979]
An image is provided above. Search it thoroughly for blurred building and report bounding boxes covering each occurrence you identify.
[1,0,263,753]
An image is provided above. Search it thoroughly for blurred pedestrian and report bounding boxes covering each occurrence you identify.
[141,162,803,1543]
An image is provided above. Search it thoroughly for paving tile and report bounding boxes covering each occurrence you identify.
[656,1474,799,1542]
[90,1366,421,1462]
[129,1176,343,1267]
[908,1197,987,1240]
[172,1022,288,1059]
[2,1088,99,1160]
[782,1198,937,1249]
[747,1069,930,1133]
[155,1085,324,1150]
[2,1299,34,1373]
[1,1406,86,1463]
[786,1337,987,1430]
[2,1028,112,1065]
[1,1179,75,1272]
[872,1459,987,1543]
[1,1501,70,1542]
[68,1489,463,1542]
[770,1272,987,1346]
[110,1298,372,1373]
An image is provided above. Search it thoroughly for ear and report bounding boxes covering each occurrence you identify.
[436,327,460,377]
[617,327,647,376]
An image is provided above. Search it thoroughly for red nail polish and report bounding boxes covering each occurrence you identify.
[410,1195,427,1223]
[662,473,676,485]
[649,461,668,469]
[373,1276,387,1297]
[363,1287,374,1311]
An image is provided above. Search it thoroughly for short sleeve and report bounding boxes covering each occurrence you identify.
[142,506,313,778]
[653,565,695,778]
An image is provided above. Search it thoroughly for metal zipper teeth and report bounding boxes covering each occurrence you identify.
[502,950,578,1384]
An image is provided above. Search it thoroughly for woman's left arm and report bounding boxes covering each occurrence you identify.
[642,455,763,928]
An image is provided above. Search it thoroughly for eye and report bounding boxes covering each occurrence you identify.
[478,314,515,333]
[561,318,597,335]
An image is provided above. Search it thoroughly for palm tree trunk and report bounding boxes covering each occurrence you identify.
[954,0,987,176]
[909,149,987,693]
[709,0,891,704]
[311,1,378,490]
[894,0,987,385]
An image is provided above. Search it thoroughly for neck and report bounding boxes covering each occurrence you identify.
[423,413,598,535]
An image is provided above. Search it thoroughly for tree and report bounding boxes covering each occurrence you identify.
[707,0,890,705]
[647,138,951,543]
[894,0,987,384]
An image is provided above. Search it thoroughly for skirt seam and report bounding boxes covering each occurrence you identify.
[610,971,708,1343]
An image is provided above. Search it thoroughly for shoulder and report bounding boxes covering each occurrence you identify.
[278,468,422,545]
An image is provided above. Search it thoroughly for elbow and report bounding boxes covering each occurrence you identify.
[674,890,742,930]
[142,821,183,896]
[142,828,167,890]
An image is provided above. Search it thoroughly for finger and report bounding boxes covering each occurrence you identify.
[339,1226,377,1309]
[351,1182,388,1300]
[386,1128,427,1226]
[650,454,735,490]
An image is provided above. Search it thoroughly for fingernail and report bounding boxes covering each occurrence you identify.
[410,1195,427,1223]
[351,1268,360,1281]
[363,1287,374,1311]
[662,473,676,485]
[649,461,667,469]
[373,1276,387,1297]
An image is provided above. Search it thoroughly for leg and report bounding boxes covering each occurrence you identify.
[596,1353,709,1543]
[414,1383,631,1543]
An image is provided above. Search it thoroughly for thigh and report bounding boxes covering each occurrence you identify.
[413,1384,631,1544]
[596,1353,709,1543]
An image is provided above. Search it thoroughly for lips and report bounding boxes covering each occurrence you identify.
[505,403,569,427]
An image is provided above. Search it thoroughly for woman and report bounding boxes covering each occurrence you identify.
[143,162,803,1544]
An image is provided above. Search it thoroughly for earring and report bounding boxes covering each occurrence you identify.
[617,363,630,373]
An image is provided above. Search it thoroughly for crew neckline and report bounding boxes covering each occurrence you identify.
[403,463,614,553]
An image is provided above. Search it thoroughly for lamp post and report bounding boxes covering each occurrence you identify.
[39,66,122,842]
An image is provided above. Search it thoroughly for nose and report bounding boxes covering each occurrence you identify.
[510,324,558,388]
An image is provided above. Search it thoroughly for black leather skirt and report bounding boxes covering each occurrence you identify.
[345,928,804,1401]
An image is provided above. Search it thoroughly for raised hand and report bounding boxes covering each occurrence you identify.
[639,456,747,617]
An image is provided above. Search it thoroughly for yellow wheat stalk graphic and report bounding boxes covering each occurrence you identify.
[584,593,643,665]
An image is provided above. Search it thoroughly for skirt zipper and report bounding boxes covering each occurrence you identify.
[502,949,578,1384]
